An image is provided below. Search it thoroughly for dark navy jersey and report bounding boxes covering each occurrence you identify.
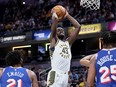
[0,66,32,87]
[96,48,116,87]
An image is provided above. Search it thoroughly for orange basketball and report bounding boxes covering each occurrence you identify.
[51,5,66,20]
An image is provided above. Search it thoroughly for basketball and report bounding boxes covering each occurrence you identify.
[51,5,67,20]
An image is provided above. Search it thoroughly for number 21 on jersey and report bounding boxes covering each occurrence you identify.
[99,65,116,84]
[7,79,22,87]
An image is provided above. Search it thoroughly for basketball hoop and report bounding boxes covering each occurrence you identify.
[80,0,100,10]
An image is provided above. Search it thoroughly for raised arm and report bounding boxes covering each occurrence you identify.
[66,14,81,45]
[49,12,59,48]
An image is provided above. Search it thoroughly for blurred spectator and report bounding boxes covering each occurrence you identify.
[71,71,79,80]
[0,0,115,35]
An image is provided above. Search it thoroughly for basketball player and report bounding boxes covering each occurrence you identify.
[0,50,39,87]
[87,31,116,87]
[47,10,81,87]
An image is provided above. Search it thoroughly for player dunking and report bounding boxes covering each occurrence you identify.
[47,10,81,87]
[0,50,39,87]
[87,31,116,87]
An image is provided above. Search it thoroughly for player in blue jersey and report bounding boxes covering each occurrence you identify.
[0,50,39,87]
[87,31,116,87]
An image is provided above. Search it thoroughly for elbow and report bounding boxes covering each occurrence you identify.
[78,24,81,28]
[79,58,85,65]
[79,59,90,67]
[75,24,81,29]
[75,25,81,32]
[79,59,83,65]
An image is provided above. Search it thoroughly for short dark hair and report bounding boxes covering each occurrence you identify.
[102,31,116,45]
[5,50,22,66]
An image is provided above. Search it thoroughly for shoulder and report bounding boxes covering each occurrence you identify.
[50,38,59,48]
[26,69,36,75]
[0,68,3,70]
[64,40,70,46]
[26,69,36,79]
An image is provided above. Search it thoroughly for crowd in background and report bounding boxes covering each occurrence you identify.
[0,0,115,87]
[0,0,115,36]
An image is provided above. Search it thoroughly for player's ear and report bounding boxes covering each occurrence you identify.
[100,38,103,48]
[20,58,23,66]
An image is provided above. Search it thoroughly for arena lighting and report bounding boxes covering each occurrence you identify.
[45,43,50,51]
[23,1,25,4]
[12,45,31,51]
[81,40,84,42]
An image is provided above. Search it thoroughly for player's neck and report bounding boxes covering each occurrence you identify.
[103,44,115,49]
[12,64,22,68]
[57,36,64,40]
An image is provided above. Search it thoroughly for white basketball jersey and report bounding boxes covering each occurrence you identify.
[50,39,72,72]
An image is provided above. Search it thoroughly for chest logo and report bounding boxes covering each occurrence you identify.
[59,44,70,59]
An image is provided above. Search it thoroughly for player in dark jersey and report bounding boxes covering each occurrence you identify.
[0,50,39,87]
[87,31,116,87]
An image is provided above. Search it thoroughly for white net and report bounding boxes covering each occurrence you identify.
[80,0,100,10]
